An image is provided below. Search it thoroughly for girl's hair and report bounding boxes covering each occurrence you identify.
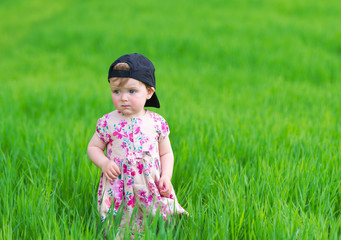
[110,63,153,90]
[110,63,130,87]
[114,62,130,71]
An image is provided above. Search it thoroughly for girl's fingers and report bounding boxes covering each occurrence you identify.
[109,166,119,176]
[110,168,116,176]
[107,169,118,180]
[164,185,170,194]
[161,189,170,197]
[159,179,165,190]
[105,173,112,181]
[113,163,121,174]
[112,164,121,175]
[158,179,172,197]
[164,180,170,189]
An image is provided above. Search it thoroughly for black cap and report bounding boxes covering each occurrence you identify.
[108,53,160,108]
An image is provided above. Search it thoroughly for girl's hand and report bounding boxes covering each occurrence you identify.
[102,160,120,181]
[158,175,173,197]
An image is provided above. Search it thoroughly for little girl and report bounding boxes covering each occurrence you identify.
[87,53,187,233]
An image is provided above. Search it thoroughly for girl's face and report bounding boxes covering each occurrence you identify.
[109,78,154,118]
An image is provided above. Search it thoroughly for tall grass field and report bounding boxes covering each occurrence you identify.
[1,0,340,238]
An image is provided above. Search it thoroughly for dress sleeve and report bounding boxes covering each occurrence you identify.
[158,116,170,141]
[96,116,110,144]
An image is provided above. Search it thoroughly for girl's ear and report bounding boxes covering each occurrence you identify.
[146,87,155,100]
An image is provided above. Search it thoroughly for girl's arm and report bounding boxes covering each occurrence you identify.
[158,136,174,197]
[87,133,121,181]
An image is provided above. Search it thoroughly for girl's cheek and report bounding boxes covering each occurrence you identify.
[112,96,120,106]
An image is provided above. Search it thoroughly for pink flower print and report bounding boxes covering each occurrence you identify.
[123,164,128,174]
[127,196,135,208]
[113,180,124,201]
[161,122,169,133]
[169,194,174,199]
[149,144,153,151]
[131,171,136,177]
[121,121,127,127]
[155,125,160,133]
[105,134,112,145]
[147,195,154,205]
[137,162,144,174]
[116,191,123,202]
[104,197,112,208]
[148,182,156,192]
[121,141,127,149]
[154,159,160,170]
[98,181,103,195]
[151,112,158,122]
[102,120,108,128]
[113,157,122,166]
[140,190,146,198]
[127,178,133,186]
[126,152,134,165]
[113,131,123,139]
[122,132,129,138]
[125,148,129,156]
[129,133,134,142]
[107,149,112,159]
[139,190,147,203]
[145,167,151,176]
[146,163,153,174]
[134,126,141,135]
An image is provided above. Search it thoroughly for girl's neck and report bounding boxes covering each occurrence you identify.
[120,109,148,118]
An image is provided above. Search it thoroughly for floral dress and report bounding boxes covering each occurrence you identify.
[95,110,187,230]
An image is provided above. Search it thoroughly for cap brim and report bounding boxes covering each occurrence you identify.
[145,92,160,108]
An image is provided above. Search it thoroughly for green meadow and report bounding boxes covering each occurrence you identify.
[1,0,340,238]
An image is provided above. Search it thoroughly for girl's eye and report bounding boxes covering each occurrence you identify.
[113,90,120,94]
[129,90,136,94]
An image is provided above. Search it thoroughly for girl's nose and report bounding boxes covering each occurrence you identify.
[121,93,128,101]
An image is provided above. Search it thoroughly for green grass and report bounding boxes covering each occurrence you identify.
[1,0,341,238]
